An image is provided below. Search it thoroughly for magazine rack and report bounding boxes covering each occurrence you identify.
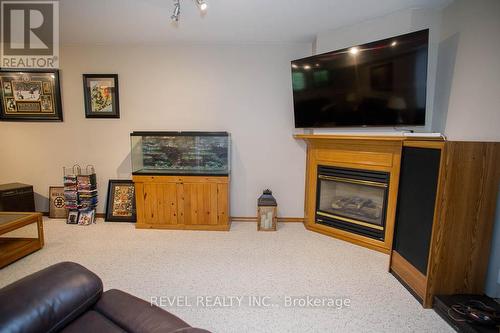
[63,165,98,225]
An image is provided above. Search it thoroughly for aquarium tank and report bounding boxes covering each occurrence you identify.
[130,132,230,175]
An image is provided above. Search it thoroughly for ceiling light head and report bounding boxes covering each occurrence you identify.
[349,47,359,55]
[391,41,397,47]
[196,0,208,11]
[303,65,311,70]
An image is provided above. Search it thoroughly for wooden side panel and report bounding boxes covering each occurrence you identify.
[384,144,402,250]
[391,251,426,300]
[427,142,500,305]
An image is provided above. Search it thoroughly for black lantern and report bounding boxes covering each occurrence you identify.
[257,189,277,231]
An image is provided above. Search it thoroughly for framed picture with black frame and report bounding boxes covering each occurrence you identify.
[0,69,63,121]
[83,74,120,118]
[105,180,136,222]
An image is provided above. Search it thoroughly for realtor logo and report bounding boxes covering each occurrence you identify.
[1,0,59,68]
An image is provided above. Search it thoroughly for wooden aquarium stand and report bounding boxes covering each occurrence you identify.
[133,175,230,231]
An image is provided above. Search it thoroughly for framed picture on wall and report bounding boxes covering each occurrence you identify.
[49,186,67,219]
[105,180,136,222]
[83,74,120,118]
[0,69,63,121]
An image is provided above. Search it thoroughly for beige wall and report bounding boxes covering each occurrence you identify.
[0,43,311,216]
[438,0,500,141]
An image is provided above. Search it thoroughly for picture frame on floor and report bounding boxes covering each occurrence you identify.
[67,210,79,224]
[105,180,136,222]
[0,69,63,122]
[83,74,120,118]
[78,209,95,225]
[49,186,67,219]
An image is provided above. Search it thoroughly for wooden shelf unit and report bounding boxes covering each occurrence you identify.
[133,175,230,231]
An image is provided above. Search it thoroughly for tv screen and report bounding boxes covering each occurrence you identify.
[291,29,428,128]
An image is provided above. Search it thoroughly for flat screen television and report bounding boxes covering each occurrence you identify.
[291,29,429,128]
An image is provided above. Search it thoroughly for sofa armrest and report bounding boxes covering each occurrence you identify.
[169,328,212,333]
[94,289,210,333]
[0,262,103,333]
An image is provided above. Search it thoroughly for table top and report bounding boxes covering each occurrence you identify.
[0,212,40,228]
[0,183,33,191]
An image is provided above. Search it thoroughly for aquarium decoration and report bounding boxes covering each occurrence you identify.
[130,132,230,175]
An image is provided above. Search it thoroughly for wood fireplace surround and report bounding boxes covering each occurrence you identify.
[297,134,403,253]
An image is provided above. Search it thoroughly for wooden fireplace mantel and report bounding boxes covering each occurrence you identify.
[294,133,444,142]
[295,134,419,253]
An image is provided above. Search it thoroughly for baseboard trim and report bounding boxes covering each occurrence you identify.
[41,212,303,223]
[231,216,304,223]
[42,212,106,218]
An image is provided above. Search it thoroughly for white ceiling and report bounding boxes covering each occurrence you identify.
[60,0,450,45]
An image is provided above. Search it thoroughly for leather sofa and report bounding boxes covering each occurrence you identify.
[0,262,210,333]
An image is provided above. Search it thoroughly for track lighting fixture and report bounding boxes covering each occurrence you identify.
[171,0,180,22]
[170,0,207,23]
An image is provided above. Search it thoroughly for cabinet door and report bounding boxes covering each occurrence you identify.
[141,183,178,225]
[178,183,218,225]
[393,147,441,275]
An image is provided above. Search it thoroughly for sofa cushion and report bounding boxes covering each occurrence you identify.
[0,262,103,333]
[60,311,125,333]
[94,289,199,333]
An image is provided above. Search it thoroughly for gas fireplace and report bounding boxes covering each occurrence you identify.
[315,166,390,240]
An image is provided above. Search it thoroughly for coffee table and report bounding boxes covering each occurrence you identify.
[0,212,44,268]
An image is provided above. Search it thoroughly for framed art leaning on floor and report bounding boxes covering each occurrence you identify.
[105,180,136,222]
[49,186,67,219]
[0,69,63,121]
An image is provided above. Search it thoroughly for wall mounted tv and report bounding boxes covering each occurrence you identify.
[291,29,429,128]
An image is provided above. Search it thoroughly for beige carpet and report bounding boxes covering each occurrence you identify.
[0,218,453,333]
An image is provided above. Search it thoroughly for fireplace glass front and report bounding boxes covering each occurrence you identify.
[315,166,389,240]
